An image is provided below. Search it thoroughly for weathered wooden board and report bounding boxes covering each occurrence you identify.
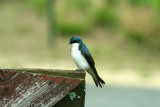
[0,68,85,107]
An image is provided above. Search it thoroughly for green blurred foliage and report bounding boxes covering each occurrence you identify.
[28,0,47,8]
[72,0,91,10]
[1,0,159,56]
[93,8,119,29]
[127,0,160,11]
[27,0,47,14]
[105,0,120,6]
[125,29,145,44]
[57,22,89,35]
[1,0,160,74]
[127,0,144,6]
[26,0,160,54]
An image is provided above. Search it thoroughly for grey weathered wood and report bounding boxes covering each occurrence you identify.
[0,68,86,107]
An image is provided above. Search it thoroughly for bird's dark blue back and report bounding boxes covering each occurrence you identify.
[79,43,95,66]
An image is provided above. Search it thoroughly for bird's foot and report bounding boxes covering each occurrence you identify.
[76,69,82,71]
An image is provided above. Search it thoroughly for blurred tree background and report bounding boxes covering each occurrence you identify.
[0,0,160,89]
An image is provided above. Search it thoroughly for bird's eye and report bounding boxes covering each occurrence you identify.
[72,40,77,43]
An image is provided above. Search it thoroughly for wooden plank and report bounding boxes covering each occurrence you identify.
[0,68,85,107]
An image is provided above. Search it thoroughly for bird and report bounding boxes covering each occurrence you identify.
[69,36,105,88]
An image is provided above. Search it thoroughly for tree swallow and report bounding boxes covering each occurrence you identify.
[69,36,105,88]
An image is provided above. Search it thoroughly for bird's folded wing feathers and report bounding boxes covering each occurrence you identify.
[80,44,95,69]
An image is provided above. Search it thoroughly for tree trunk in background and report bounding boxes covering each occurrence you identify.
[47,0,56,46]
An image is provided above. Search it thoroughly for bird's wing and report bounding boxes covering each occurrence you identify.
[80,44,95,68]
[80,44,105,87]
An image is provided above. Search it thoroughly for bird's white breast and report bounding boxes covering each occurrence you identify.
[71,43,90,70]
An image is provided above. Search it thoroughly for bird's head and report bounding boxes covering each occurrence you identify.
[69,36,83,44]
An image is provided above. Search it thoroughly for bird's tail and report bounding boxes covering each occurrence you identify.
[87,68,105,88]
[93,75,105,88]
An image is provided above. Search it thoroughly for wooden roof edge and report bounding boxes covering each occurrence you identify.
[0,68,86,79]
